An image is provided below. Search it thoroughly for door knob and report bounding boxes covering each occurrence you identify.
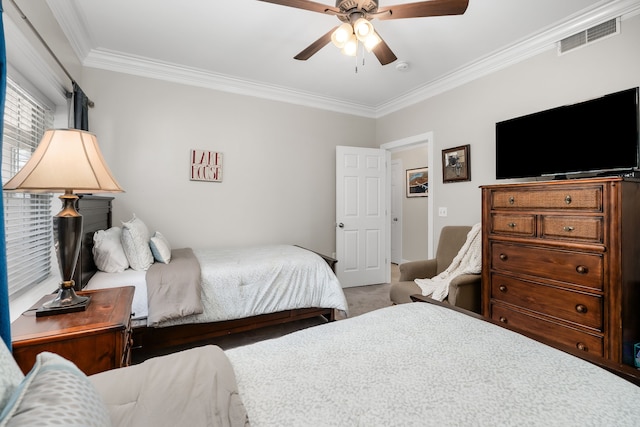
[393,218,398,222]
[338,223,344,228]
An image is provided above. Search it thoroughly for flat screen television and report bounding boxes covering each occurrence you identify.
[495,87,639,180]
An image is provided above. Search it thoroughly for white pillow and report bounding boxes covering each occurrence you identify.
[0,352,111,427]
[120,214,154,271]
[149,231,172,264]
[0,341,24,412]
[92,227,129,273]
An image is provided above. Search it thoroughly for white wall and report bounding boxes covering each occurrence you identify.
[8,4,640,269]
[82,69,377,255]
[84,13,640,258]
[377,13,640,247]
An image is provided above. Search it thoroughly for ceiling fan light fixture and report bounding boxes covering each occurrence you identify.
[341,34,358,56]
[353,18,374,42]
[331,23,353,48]
[363,32,381,52]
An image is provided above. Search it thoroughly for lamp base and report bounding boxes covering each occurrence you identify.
[36,287,91,317]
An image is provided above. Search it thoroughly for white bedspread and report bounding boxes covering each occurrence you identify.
[151,244,348,327]
[226,303,640,426]
[87,244,348,326]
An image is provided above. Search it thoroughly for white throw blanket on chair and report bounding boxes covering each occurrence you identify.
[415,223,482,301]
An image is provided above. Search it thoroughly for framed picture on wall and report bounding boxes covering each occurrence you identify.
[406,167,428,197]
[442,144,470,183]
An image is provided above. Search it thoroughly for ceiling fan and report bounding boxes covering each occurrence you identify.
[258,0,469,65]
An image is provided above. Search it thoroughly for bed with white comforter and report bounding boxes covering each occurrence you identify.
[86,244,348,327]
[225,302,640,426]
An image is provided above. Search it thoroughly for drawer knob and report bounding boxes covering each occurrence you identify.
[576,265,588,274]
[499,316,508,324]
[565,195,572,204]
[499,285,507,293]
[508,196,515,205]
[575,304,588,314]
[563,226,575,232]
[507,222,516,228]
[499,253,508,261]
[576,342,588,352]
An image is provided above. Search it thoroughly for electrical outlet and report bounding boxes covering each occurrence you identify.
[438,207,448,217]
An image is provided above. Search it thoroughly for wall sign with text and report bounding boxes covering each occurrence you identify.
[190,149,222,182]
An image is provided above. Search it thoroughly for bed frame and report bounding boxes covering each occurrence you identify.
[411,295,640,387]
[75,195,338,355]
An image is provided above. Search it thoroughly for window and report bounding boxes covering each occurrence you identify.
[2,77,54,299]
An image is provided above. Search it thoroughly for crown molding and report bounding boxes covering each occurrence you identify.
[376,0,640,117]
[45,0,92,61]
[48,0,640,119]
[82,48,379,118]
[3,13,67,108]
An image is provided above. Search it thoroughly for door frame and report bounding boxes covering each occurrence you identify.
[390,158,403,265]
[381,131,434,283]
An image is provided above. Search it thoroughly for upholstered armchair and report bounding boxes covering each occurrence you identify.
[389,225,482,313]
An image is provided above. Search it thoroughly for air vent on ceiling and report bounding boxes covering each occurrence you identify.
[558,17,620,55]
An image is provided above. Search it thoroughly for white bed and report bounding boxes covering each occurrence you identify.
[86,244,348,326]
[225,302,640,426]
[80,208,348,354]
[13,299,637,427]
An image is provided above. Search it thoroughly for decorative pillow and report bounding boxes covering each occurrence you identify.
[0,341,24,414]
[120,214,154,271]
[150,231,172,264]
[93,227,129,273]
[0,352,111,427]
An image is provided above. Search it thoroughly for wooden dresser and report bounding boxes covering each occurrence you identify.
[481,177,640,367]
[11,286,134,375]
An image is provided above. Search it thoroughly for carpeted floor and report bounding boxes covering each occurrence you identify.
[337,264,397,318]
[132,264,398,362]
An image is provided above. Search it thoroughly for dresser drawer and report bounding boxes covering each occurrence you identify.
[491,273,603,329]
[491,304,604,357]
[490,214,535,237]
[491,187,602,211]
[540,215,603,243]
[491,242,603,290]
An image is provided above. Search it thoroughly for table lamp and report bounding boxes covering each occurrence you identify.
[3,129,123,316]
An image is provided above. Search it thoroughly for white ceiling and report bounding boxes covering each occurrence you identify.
[46,0,638,117]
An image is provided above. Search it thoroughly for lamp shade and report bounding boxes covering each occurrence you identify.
[364,32,381,52]
[353,18,374,42]
[342,34,358,57]
[331,23,353,49]
[3,129,123,193]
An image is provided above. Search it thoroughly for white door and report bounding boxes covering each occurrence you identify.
[336,146,388,288]
[390,159,403,264]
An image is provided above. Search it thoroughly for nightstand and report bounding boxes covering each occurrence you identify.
[11,286,134,375]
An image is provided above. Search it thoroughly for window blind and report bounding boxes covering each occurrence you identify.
[2,78,54,298]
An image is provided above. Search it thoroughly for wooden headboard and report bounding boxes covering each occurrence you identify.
[73,195,114,290]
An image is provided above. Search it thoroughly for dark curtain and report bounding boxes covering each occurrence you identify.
[73,81,89,131]
[0,5,12,349]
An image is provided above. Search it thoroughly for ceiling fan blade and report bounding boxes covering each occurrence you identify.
[371,32,397,65]
[257,0,340,15]
[377,0,469,20]
[294,26,338,61]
